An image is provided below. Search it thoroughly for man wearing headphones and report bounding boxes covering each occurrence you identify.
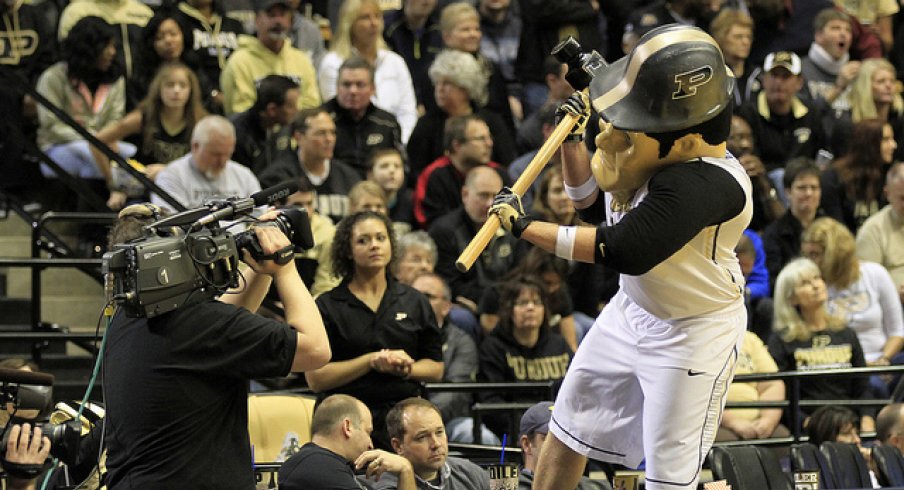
[490,25,752,489]
[102,203,331,489]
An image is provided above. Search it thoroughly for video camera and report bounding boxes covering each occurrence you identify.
[0,368,81,468]
[103,182,314,318]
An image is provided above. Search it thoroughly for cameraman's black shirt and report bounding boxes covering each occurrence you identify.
[103,300,297,489]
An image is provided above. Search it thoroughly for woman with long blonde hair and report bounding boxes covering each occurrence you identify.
[834,57,904,160]
[92,62,207,208]
[318,0,417,142]
[768,257,874,430]
[800,218,903,394]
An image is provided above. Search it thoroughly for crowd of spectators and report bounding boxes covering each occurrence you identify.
[7,0,904,484]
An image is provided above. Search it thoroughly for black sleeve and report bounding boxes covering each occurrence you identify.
[594,162,746,275]
[414,292,444,362]
[577,196,607,225]
[762,224,785,292]
[477,288,500,315]
[406,116,436,184]
[517,0,598,23]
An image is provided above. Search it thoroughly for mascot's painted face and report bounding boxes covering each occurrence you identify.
[591,122,663,193]
[590,121,712,194]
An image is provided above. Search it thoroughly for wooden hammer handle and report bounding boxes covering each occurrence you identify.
[454,112,579,272]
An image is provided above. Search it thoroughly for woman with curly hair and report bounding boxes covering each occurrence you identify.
[406,48,517,181]
[767,257,874,430]
[801,217,904,397]
[305,210,444,449]
[36,16,133,196]
[92,62,207,209]
[821,118,896,233]
[317,0,417,142]
[437,2,517,130]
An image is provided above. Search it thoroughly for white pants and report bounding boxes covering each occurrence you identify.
[549,290,747,489]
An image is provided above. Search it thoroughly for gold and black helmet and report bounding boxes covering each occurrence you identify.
[589,24,735,133]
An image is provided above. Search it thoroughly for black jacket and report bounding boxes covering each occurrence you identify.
[429,208,523,304]
[230,109,293,176]
[323,97,403,178]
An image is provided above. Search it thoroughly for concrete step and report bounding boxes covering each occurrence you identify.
[0,299,32,326]
[0,323,66,355]
[0,211,33,238]
[40,267,103,296]
[0,236,31,257]
[31,354,103,404]
[42,295,106,331]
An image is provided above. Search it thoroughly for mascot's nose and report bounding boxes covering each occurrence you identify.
[599,122,630,153]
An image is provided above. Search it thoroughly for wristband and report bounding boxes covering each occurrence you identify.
[564,133,584,142]
[555,226,577,260]
[2,461,44,479]
[564,176,598,202]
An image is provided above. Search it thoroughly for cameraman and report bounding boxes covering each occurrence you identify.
[102,204,331,489]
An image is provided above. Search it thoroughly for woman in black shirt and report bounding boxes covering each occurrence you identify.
[305,211,444,449]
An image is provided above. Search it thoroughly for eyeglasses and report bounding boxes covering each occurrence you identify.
[463,135,493,143]
[514,299,542,308]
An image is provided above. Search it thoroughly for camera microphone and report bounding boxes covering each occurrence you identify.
[190,181,299,230]
[0,368,54,387]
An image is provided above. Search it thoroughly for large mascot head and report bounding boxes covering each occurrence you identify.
[588,24,735,195]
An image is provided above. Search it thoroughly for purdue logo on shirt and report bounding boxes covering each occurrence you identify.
[794,127,812,144]
[367,134,384,146]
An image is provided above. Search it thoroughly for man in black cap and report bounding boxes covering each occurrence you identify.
[518,402,609,490]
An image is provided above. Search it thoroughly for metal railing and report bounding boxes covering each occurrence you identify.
[0,68,186,213]
[421,366,904,449]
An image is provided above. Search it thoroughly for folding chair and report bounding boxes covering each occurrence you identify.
[872,444,904,486]
[709,445,792,489]
[790,443,837,489]
[820,442,871,489]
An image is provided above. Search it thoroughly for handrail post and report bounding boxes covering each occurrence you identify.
[790,377,801,442]
[29,214,41,332]
[473,407,482,445]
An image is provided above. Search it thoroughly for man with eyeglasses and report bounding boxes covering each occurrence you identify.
[414,114,508,229]
[428,166,522,340]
